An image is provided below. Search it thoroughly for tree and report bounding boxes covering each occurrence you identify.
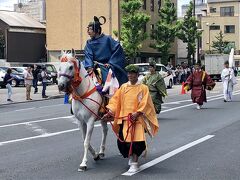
[177,1,202,65]
[150,0,178,65]
[211,30,234,54]
[120,0,150,63]
[0,31,5,59]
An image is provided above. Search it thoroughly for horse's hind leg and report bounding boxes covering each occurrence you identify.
[99,120,108,158]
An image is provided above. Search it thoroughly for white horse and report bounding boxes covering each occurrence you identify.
[58,50,108,171]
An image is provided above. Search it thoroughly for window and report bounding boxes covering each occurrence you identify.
[143,23,147,33]
[209,25,220,30]
[142,0,146,10]
[158,0,161,12]
[224,25,235,33]
[210,7,216,13]
[151,24,154,30]
[150,0,154,12]
[150,24,155,39]
[220,6,234,16]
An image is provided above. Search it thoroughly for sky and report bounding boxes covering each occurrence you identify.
[178,0,191,16]
[0,0,191,12]
[0,0,18,11]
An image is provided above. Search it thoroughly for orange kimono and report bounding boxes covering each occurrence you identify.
[107,82,159,157]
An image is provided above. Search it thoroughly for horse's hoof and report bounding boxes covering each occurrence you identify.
[93,154,100,161]
[99,153,105,158]
[78,166,87,172]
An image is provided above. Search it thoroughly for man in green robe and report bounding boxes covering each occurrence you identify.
[142,60,167,114]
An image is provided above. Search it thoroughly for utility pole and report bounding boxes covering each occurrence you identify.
[193,0,196,65]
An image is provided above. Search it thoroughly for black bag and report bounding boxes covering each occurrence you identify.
[37,73,43,81]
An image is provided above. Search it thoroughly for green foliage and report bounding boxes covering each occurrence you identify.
[177,1,202,65]
[150,0,178,65]
[211,30,235,54]
[120,0,150,62]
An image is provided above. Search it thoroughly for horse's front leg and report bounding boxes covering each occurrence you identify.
[78,120,97,158]
[79,118,97,171]
[99,120,108,158]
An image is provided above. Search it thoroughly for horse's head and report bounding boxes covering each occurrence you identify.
[58,50,82,93]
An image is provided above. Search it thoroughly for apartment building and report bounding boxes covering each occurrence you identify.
[14,0,46,24]
[201,0,240,54]
[46,0,177,64]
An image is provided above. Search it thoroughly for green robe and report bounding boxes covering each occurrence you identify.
[142,73,167,114]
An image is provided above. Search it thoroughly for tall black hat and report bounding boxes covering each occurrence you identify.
[88,16,106,33]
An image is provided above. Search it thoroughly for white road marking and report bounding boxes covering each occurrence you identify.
[25,123,48,135]
[0,123,102,146]
[39,104,65,109]
[161,92,240,113]
[15,107,36,112]
[164,90,240,105]
[0,116,73,128]
[0,92,239,146]
[122,135,215,176]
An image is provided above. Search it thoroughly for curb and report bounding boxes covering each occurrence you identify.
[0,94,64,106]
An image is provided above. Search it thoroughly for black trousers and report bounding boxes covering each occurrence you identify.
[117,124,146,158]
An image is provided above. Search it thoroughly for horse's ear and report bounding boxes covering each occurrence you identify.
[71,48,76,57]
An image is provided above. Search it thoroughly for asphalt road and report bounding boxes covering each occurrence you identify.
[0,82,240,180]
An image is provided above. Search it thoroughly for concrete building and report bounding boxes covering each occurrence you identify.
[46,0,177,64]
[0,10,46,63]
[201,0,240,55]
[14,0,46,24]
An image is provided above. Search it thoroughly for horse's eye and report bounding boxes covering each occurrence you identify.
[69,66,73,71]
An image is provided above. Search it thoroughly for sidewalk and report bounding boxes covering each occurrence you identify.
[0,84,64,105]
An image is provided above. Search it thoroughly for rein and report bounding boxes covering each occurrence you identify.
[59,55,136,157]
[76,96,136,157]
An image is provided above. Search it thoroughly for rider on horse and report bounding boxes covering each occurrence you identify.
[83,16,128,86]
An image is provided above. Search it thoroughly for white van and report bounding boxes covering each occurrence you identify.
[135,63,173,88]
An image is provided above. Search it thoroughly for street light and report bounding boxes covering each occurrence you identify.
[206,22,215,53]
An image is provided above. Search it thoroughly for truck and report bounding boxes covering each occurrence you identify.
[204,54,229,81]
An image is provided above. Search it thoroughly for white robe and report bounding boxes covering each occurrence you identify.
[221,68,236,100]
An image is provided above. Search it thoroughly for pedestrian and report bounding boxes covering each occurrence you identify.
[102,64,159,173]
[41,66,48,98]
[32,64,40,94]
[24,66,33,100]
[221,61,237,102]
[184,61,215,110]
[84,16,128,86]
[4,68,14,102]
[142,60,167,114]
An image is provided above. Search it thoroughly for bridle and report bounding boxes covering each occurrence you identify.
[59,56,83,90]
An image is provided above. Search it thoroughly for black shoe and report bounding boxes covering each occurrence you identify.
[224,99,227,102]
[42,95,48,98]
[7,99,13,102]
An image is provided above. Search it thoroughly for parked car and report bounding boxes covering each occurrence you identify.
[0,67,25,87]
[0,68,5,88]
[135,63,174,88]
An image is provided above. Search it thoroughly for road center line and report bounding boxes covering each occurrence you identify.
[0,124,102,146]
[122,135,215,176]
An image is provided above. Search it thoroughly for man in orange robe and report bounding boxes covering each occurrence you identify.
[102,64,159,173]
